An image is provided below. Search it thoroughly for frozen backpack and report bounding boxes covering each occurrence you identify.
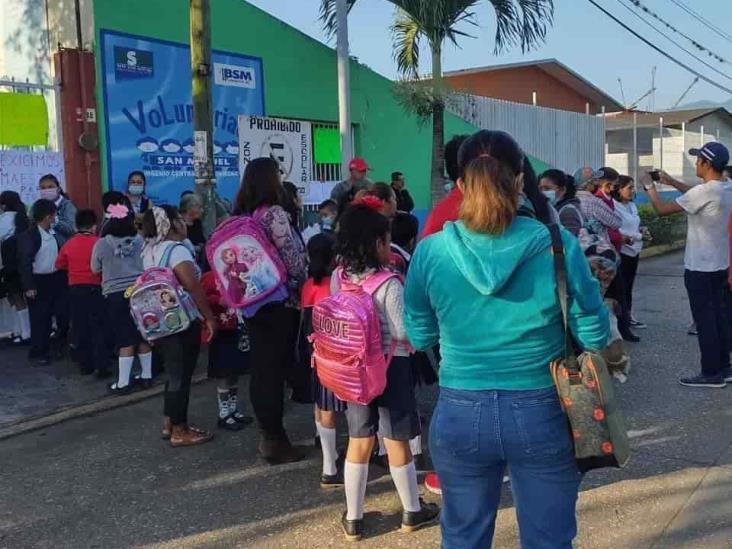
[205,208,287,309]
[309,269,406,405]
[128,244,200,341]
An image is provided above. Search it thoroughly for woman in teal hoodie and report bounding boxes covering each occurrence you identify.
[404,131,609,549]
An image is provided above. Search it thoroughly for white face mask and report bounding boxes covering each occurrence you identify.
[321,215,336,230]
[128,184,145,196]
[542,190,557,204]
[39,187,60,201]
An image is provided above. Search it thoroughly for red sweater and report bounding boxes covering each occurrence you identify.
[55,233,101,286]
[420,186,462,239]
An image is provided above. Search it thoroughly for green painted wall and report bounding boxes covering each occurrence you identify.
[92,0,477,210]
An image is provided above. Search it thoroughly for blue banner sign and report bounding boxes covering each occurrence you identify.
[100,30,265,205]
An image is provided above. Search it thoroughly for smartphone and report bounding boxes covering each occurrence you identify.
[649,170,661,181]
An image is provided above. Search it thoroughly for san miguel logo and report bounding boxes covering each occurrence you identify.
[114,47,154,80]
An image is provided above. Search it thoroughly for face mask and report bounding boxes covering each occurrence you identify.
[542,190,557,204]
[39,188,59,201]
[321,215,335,230]
[128,184,144,196]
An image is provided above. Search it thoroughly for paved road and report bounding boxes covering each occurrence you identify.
[0,252,730,549]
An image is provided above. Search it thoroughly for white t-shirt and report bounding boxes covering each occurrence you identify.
[676,180,732,272]
[614,200,643,257]
[33,227,59,274]
[142,240,199,277]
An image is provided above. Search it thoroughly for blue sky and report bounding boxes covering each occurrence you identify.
[248,0,732,110]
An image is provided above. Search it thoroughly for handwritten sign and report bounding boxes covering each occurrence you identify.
[0,150,65,205]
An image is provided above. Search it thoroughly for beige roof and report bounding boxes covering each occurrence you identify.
[605,107,732,130]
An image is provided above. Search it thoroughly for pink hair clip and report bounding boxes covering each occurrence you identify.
[105,203,129,219]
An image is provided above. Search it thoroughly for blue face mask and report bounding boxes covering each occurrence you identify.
[542,190,557,205]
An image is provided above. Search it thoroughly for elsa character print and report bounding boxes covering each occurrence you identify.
[220,247,249,303]
[241,245,279,295]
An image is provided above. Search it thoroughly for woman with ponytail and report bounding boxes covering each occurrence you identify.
[404,130,610,548]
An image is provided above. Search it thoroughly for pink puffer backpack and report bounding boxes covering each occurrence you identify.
[310,269,402,405]
[205,208,287,309]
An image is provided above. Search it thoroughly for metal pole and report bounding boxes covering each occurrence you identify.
[336,0,353,178]
[681,121,686,180]
[633,111,638,183]
[190,0,216,236]
[700,125,705,146]
[659,116,664,172]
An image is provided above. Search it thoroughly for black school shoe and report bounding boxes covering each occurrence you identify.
[320,471,344,489]
[231,410,254,426]
[341,512,364,542]
[679,374,726,388]
[401,500,440,533]
[217,415,243,431]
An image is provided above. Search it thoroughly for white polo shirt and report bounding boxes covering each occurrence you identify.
[33,227,59,274]
[676,179,732,272]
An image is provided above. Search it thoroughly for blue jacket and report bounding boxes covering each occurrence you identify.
[404,217,609,391]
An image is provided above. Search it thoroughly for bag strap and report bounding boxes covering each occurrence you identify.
[548,224,578,368]
[159,243,183,269]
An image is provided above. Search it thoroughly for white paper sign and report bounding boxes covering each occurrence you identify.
[0,150,65,205]
[238,115,312,195]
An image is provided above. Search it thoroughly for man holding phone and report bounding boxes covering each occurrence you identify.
[643,142,732,388]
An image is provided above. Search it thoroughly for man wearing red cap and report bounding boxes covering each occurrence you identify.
[331,157,371,211]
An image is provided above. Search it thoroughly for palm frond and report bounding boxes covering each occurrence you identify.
[391,10,422,79]
[488,0,555,53]
[318,0,360,38]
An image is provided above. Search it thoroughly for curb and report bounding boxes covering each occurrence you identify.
[639,240,685,259]
[0,373,209,441]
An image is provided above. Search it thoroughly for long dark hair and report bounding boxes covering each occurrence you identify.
[336,203,390,275]
[540,168,577,206]
[235,157,283,215]
[282,181,301,226]
[458,130,551,224]
[0,191,30,233]
[307,232,335,284]
[102,203,137,238]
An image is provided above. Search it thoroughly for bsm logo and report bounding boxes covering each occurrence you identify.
[214,63,256,89]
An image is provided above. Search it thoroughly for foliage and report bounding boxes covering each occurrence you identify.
[638,204,687,246]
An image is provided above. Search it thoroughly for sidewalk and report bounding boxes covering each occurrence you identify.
[0,251,730,548]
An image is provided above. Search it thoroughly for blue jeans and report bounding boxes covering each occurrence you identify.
[430,386,582,549]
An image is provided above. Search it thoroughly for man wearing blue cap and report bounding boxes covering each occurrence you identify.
[643,142,732,388]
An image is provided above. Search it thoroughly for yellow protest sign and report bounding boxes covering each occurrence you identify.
[0,92,49,146]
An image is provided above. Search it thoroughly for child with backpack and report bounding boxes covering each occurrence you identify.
[299,232,346,488]
[55,209,109,377]
[141,205,217,447]
[91,203,151,393]
[201,269,253,431]
[312,201,439,541]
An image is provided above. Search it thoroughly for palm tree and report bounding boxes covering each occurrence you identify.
[320,0,555,204]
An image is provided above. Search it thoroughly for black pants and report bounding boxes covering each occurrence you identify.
[247,302,299,440]
[605,262,631,337]
[28,271,69,359]
[684,270,731,377]
[158,323,201,425]
[620,253,640,315]
[69,285,107,372]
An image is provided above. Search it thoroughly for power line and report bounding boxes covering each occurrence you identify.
[629,0,729,65]
[614,0,732,83]
[667,0,732,45]
[585,0,732,96]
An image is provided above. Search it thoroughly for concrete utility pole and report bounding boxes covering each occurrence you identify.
[336,0,353,177]
[190,0,216,236]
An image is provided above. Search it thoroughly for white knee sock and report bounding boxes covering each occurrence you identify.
[138,351,153,379]
[17,309,30,340]
[344,461,369,520]
[117,356,134,388]
[390,461,421,513]
[409,435,422,456]
[377,432,387,456]
[315,421,338,476]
